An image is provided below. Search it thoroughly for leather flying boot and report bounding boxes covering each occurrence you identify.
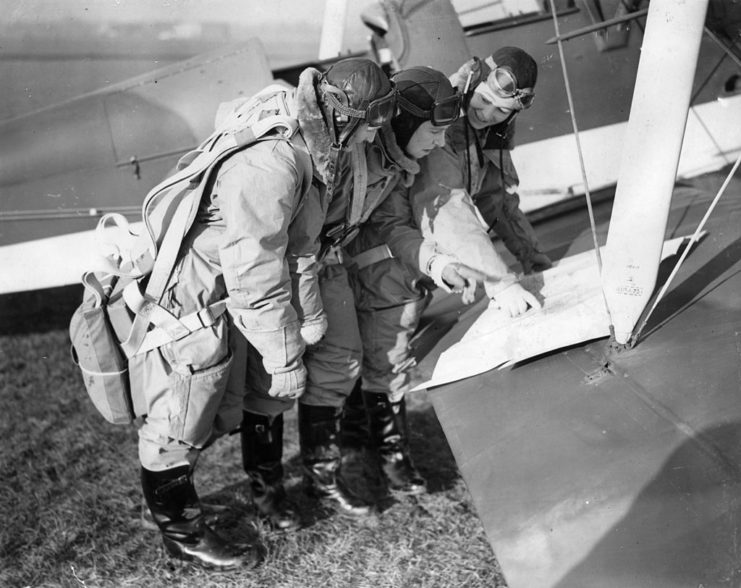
[340,380,370,452]
[365,392,427,495]
[141,465,261,570]
[240,411,301,532]
[298,403,375,518]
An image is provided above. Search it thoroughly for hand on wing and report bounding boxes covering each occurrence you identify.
[491,282,542,317]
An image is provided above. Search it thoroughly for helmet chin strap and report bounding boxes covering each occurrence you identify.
[323,108,363,197]
[337,117,361,148]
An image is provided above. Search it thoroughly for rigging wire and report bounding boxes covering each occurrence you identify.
[630,150,741,345]
[547,0,615,334]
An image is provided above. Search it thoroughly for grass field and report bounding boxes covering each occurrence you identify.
[0,298,506,588]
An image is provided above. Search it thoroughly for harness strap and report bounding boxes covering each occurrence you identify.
[116,87,309,358]
[134,298,230,356]
[121,185,202,357]
[234,114,297,147]
[348,144,368,226]
[320,148,404,263]
[351,244,393,270]
[359,174,402,225]
[322,247,345,266]
[122,280,190,340]
[81,271,109,308]
[289,130,314,203]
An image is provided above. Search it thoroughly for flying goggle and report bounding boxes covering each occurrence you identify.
[396,92,462,126]
[476,66,535,110]
[321,81,397,128]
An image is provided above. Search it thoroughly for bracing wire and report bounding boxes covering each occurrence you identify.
[630,151,741,345]
[547,0,615,333]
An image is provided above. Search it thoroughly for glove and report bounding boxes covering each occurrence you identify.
[449,57,484,93]
[300,312,328,346]
[487,281,541,318]
[521,252,553,275]
[268,361,307,399]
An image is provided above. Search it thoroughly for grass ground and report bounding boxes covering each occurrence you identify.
[0,313,507,588]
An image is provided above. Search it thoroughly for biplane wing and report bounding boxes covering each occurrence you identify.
[0,40,274,294]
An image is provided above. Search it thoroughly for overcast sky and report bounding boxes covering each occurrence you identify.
[5,0,367,29]
[0,0,375,118]
[3,0,372,58]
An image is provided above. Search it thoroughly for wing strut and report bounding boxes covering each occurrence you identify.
[631,151,741,344]
[601,0,710,345]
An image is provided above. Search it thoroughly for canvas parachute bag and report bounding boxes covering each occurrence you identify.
[69,84,311,425]
[69,269,133,424]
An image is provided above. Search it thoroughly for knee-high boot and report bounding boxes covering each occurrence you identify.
[340,380,370,452]
[240,411,301,532]
[141,465,260,570]
[365,392,427,495]
[298,403,375,518]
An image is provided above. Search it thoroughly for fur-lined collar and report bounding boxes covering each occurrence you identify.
[293,68,336,185]
[293,70,422,188]
[375,125,421,187]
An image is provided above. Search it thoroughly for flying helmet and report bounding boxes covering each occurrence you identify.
[320,58,397,148]
[474,46,537,111]
[391,66,461,148]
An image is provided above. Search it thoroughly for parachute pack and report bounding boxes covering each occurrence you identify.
[69,84,312,425]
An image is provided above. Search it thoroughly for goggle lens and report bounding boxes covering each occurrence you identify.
[485,67,535,110]
[517,92,535,109]
[431,94,462,126]
[366,90,397,127]
[396,91,461,126]
[492,68,517,96]
[321,80,397,127]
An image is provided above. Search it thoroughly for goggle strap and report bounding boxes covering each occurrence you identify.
[397,93,461,124]
[396,93,431,119]
[324,89,367,119]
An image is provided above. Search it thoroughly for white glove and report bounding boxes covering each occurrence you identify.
[268,361,307,399]
[487,281,541,318]
[300,312,328,346]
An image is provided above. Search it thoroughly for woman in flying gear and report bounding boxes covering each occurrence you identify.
[341,48,549,495]
[340,66,486,496]
[237,64,486,525]
[237,59,400,526]
[135,57,394,571]
[444,45,552,275]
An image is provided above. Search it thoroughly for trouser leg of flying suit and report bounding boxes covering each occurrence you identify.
[349,258,429,495]
[133,317,259,568]
[242,262,362,413]
[242,262,372,517]
[135,318,233,472]
[299,263,373,516]
[238,309,300,529]
[302,263,363,406]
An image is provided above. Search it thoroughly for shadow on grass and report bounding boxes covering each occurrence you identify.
[198,403,462,531]
[407,406,461,492]
[0,284,81,335]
